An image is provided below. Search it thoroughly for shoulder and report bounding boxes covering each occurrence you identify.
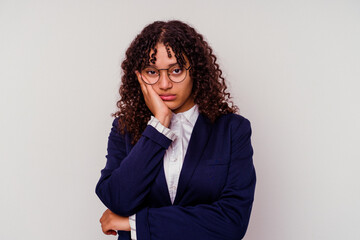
[109,117,135,150]
[214,114,253,151]
[198,113,252,140]
[213,113,252,132]
[110,117,128,139]
[111,117,121,132]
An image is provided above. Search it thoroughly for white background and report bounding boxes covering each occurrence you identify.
[1,0,359,239]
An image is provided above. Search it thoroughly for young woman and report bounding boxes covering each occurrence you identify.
[95,20,256,240]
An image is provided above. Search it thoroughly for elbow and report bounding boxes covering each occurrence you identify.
[95,181,108,205]
[111,201,138,216]
[223,206,253,240]
[233,208,253,239]
[95,182,138,216]
[221,221,248,240]
[95,182,112,211]
[225,222,248,240]
[236,225,248,240]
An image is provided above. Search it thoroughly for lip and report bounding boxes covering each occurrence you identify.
[159,94,176,101]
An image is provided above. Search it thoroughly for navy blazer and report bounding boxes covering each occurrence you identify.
[96,113,256,240]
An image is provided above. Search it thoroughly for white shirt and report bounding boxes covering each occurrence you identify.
[129,104,199,239]
[163,104,199,203]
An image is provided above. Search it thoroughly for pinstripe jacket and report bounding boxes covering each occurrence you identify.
[95,113,256,240]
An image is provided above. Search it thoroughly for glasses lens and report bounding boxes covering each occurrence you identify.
[141,67,159,84]
[168,64,187,82]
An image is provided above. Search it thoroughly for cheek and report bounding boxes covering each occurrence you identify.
[182,80,193,96]
[150,85,161,95]
[187,83,194,98]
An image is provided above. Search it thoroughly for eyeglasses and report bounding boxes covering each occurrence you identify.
[140,64,191,85]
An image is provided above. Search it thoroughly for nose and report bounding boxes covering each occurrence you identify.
[157,70,173,90]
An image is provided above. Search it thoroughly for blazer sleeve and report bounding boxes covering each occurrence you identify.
[95,118,173,216]
[135,117,256,240]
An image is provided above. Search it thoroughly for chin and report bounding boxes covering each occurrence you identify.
[165,102,178,110]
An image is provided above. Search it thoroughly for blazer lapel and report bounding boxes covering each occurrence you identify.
[157,164,172,205]
[173,114,212,204]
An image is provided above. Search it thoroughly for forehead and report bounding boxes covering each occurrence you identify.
[149,43,176,62]
[149,43,174,57]
[147,43,188,67]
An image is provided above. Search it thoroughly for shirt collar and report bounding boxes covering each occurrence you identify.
[171,104,199,127]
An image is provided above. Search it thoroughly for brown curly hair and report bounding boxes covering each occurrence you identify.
[112,20,238,144]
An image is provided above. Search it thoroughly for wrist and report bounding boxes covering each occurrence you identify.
[155,114,172,128]
[125,217,131,231]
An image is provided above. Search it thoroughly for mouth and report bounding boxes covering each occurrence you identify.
[159,94,176,101]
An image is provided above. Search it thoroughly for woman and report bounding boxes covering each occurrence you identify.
[95,20,256,240]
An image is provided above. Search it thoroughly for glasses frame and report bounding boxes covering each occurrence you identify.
[140,64,192,85]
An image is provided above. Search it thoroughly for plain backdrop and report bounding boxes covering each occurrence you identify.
[1,0,359,239]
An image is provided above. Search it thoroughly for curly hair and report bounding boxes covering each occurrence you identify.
[112,20,238,144]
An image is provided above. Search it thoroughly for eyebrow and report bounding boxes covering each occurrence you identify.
[146,62,179,68]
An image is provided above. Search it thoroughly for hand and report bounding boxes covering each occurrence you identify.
[135,71,172,127]
[99,209,130,235]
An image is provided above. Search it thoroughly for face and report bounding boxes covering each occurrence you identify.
[143,43,194,114]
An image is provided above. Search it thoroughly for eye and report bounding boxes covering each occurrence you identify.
[147,70,157,75]
[143,67,158,76]
[170,65,183,75]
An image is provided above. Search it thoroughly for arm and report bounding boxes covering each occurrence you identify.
[95,118,173,216]
[96,72,174,230]
[135,118,256,240]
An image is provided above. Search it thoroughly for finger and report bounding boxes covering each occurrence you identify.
[136,72,157,97]
[101,222,112,234]
[101,225,107,234]
[105,230,117,235]
[135,71,148,95]
[147,82,158,95]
